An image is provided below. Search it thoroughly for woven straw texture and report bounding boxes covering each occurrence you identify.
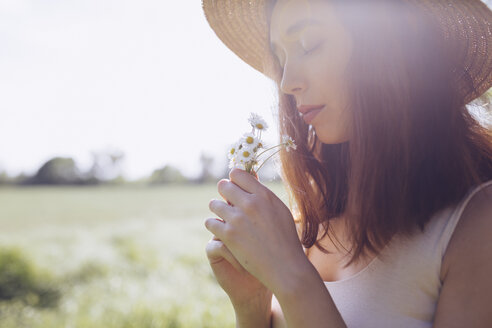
[202,0,492,104]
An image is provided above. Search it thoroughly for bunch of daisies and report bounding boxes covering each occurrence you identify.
[228,113,297,175]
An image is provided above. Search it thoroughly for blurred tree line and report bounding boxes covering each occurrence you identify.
[0,149,280,187]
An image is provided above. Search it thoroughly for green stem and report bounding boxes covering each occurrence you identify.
[255,149,281,174]
[245,161,254,173]
[256,144,284,158]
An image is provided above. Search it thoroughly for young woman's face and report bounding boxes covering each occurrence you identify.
[269,0,353,144]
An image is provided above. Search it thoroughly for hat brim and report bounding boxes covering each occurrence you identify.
[202,0,492,104]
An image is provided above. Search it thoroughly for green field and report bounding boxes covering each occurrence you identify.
[0,182,288,328]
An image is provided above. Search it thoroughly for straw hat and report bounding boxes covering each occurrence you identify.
[202,0,492,105]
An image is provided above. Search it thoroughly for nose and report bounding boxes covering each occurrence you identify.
[280,59,306,96]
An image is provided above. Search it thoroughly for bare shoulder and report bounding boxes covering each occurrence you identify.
[435,182,492,327]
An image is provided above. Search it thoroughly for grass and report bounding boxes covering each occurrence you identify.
[0,182,288,327]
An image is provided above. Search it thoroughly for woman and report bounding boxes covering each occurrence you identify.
[203,0,492,327]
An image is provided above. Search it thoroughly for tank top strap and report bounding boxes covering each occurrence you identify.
[436,179,492,260]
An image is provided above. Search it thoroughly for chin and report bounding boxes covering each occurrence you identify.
[314,126,350,145]
[319,138,349,145]
[312,111,351,144]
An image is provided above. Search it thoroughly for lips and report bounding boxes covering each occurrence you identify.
[298,105,325,115]
[298,105,325,124]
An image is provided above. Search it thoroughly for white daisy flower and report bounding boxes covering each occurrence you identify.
[237,146,255,164]
[227,140,242,161]
[226,114,283,176]
[282,135,297,152]
[240,132,260,150]
[227,147,237,161]
[248,113,269,131]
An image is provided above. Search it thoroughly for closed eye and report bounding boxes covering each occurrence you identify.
[272,41,324,68]
[303,42,324,56]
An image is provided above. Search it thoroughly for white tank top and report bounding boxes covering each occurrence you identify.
[276,179,492,328]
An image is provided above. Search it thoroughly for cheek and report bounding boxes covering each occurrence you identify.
[315,89,352,144]
[306,49,349,105]
[316,109,351,144]
[324,104,351,130]
[309,67,346,113]
[319,52,349,80]
[311,32,352,82]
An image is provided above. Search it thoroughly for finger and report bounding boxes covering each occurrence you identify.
[205,238,247,274]
[204,217,227,240]
[209,199,235,221]
[229,168,263,194]
[217,179,252,208]
[251,169,260,182]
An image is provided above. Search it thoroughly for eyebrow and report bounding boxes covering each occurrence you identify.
[286,18,323,36]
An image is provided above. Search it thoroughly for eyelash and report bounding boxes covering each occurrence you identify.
[303,42,324,56]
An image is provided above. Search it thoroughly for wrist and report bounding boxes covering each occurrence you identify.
[272,261,347,328]
[232,291,272,313]
[231,287,272,310]
[272,257,320,301]
[234,298,272,328]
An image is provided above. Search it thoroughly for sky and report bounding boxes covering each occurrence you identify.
[1,0,491,181]
[0,0,279,180]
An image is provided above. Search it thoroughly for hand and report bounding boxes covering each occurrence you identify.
[205,171,272,311]
[205,235,272,310]
[204,168,308,294]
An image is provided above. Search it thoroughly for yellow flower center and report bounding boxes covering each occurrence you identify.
[246,136,254,144]
[256,123,263,129]
[230,148,235,155]
[242,151,250,157]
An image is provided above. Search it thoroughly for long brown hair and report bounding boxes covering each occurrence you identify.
[267,0,492,267]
